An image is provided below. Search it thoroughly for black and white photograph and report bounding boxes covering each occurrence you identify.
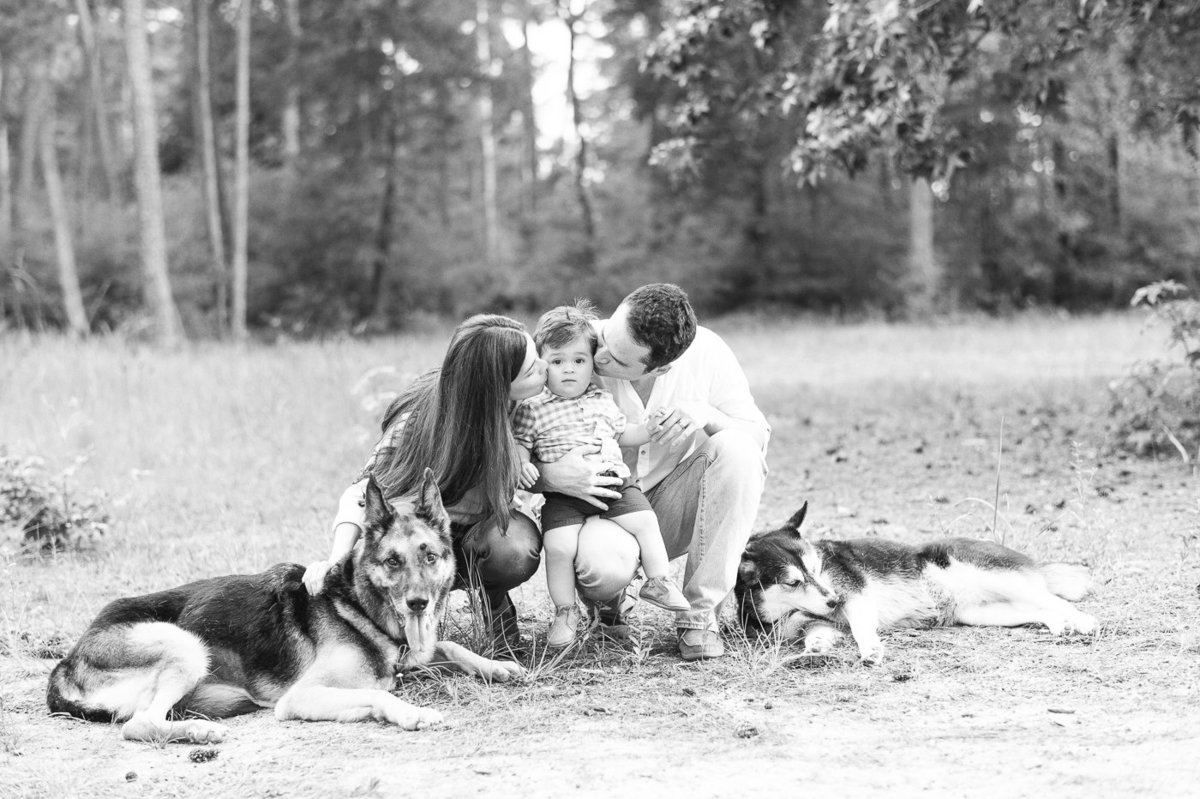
[1,1,1198,796]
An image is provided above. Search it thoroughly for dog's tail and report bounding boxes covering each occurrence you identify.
[1038,562,1092,601]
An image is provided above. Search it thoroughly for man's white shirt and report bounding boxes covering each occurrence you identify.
[597,325,769,492]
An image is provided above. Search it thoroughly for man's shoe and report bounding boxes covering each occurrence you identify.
[678,628,724,661]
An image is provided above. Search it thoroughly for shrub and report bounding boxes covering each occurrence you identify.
[0,453,110,554]
[1110,280,1200,459]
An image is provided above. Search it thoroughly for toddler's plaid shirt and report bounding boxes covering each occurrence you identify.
[512,384,627,463]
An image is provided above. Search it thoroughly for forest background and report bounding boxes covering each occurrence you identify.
[1,0,1199,340]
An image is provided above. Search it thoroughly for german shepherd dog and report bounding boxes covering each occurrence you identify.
[47,469,524,743]
[735,504,1097,664]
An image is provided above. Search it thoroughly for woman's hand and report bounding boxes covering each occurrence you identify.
[537,443,623,510]
[517,462,540,490]
[303,560,333,596]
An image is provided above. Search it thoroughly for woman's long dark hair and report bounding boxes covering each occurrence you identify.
[372,314,528,531]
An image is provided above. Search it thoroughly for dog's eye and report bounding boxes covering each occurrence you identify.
[784,579,803,588]
[384,556,402,569]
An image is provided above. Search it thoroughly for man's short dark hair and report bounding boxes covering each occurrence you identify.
[620,283,697,370]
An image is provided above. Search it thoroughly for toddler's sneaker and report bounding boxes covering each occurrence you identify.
[638,577,690,612]
[546,604,582,648]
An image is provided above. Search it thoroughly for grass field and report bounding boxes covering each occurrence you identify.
[2,313,1198,798]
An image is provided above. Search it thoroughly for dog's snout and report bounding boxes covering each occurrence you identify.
[406,597,429,613]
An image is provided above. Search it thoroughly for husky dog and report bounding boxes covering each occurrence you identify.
[735,503,1097,664]
[47,469,523,743]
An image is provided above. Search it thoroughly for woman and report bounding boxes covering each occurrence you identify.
[304,314,547,652]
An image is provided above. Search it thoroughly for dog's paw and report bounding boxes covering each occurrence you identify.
[411,707,443,730]
[1063,612,1097,636]
[857,641,884,666]
[802,626,842,655]
[181,720,227,744]
[480,659,526,683]
[386,704,443,731]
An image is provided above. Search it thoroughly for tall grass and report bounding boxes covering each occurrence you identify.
[720,311,1156,390]
[0,312,1162,641]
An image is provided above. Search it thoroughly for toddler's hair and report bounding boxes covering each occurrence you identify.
[534,299,599,353]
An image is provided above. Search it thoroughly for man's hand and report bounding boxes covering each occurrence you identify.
[536,443,623,510]
[648,401,714,449]
[517,462,540,490]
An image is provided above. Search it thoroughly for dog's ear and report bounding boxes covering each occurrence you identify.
[363,473,394,538]
[785,502,808,536]
[737,553,758,587]
[414,467,450,534]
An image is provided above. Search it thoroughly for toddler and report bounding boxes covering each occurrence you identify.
[514,301,689,648]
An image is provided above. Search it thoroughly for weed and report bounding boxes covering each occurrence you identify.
[0,452,110,555]
[721,620,798,677]
[0,698,22,757]
[1110,280,1200,463]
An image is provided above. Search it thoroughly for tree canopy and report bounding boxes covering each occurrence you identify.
[0,0,1197,337]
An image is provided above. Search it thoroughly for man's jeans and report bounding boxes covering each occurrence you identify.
[574,430,768,632]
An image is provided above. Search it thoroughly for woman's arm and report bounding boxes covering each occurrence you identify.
[517,445,539,490]
[303,480,367,595]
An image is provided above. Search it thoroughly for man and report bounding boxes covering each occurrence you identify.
[537,284,770,661]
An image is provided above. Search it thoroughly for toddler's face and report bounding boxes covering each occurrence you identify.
[542,335,595,399]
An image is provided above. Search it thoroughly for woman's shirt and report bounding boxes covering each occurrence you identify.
[331,412,490,531]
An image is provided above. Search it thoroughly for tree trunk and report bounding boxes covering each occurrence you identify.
[231,0,251,340]
[742,156,769,304]
[1189,142,1200,288]
[978,180,1001,303]
[192,0,228,333]
[1,53,17,328]
[76,80,96,210]
[123,0,182,343]
[878,152,894,212]
[1035,134,1048,218]
[282,0,301,170]
[907,176,939,316]
[476,0,499,266]
[364,103,399,323]
[74,0,121,201]
[0,54,13,265]
[40,101,88,336]
[1050,136,1074,305]
[16,63,47,234]
[3,55,29,329]
[564,2,595,249]
[518,10,538,218]
[1107,131,1122,234]
[436,85,452,232]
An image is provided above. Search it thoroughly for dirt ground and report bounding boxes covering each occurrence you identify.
[2,318,1199,797]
